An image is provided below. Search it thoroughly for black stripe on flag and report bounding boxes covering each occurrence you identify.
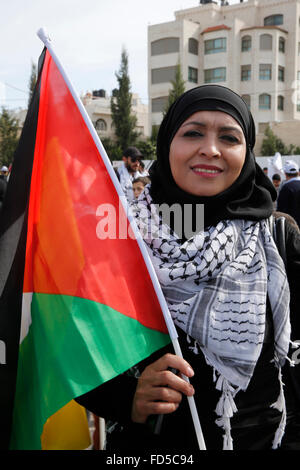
[0,48,46,449]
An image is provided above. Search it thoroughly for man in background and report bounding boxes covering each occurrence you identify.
[115,147,143,201]
[277,160,300,228]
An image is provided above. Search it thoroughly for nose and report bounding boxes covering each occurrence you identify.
[198,135,221,159]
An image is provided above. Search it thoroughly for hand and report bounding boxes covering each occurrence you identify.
[131,353,195,424]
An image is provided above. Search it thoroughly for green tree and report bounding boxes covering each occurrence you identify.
[136,138,156,160]
[111,48,139,151]
[100,137,123,161]
[163,63,186,116]
[0,108,19,166]
[151,125,159,144]
[28,60,37,106]
[293,146,300,154]
[260,126,287,156]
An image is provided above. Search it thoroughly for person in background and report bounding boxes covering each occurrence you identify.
[277,160,300,228]
[272,173,282,209]
[272,173,281,190]
[132,176,150,200]
[0,166,9,180]
[115,147,143,201]
[0,166,8,213]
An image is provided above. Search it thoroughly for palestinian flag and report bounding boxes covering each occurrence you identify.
[0,42,170,450]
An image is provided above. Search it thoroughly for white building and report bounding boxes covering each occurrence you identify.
[12,90,150,143]
[148,0,300,152]
[81,89,149,140]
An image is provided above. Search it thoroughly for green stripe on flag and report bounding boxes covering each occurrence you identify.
[10,293,170,449]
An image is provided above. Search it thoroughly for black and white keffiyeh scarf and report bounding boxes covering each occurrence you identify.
[131,186,292,450]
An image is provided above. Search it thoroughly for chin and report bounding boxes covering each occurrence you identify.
[185,187,221,197]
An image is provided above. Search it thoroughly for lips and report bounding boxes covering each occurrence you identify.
[191,164,223,176]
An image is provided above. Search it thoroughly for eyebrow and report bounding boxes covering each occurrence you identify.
[182,121,243,136]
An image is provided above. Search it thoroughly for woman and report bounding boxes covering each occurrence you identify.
[76,85,300,450]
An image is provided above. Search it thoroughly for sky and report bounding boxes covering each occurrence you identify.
[0,0,240,110]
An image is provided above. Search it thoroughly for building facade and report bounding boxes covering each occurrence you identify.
[81,89,149,140]
[148,0,300,152]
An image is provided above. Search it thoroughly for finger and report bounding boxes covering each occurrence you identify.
[143,401,180,416]
[148,353,194,378]
[141,368,194,396]
[160,369,194,396]
[140,384,184,404]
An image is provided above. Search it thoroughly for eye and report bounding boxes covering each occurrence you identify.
[220,134,240,144]
[183,130,203,138]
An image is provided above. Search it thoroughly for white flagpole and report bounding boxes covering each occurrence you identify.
[99,417,106,450]
[37,27,206,450]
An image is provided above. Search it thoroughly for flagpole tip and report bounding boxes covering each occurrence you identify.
[37,27,51,45]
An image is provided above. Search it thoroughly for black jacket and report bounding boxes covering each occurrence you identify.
[277,179,300,228]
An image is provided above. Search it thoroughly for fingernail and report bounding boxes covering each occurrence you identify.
[187,367,194,377]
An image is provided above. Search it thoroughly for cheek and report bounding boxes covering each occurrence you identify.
[228,148,246,175]
[169,141,188,177]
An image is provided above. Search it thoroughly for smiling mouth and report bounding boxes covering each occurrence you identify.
[191,165,223,176]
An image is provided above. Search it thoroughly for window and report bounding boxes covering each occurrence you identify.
[241,65,251,81]
[95,119,107,131]
[278,95,284,111]
[151,97,168,113]
[204,67,226,83]
[188,38,199,55]
[151,66,177,84]
[241,94,251,109]
[260,34,273,51]
[264,14,283,26]
[188,66,198,83]
[279,37,285,53]
[278,66,285,82]
[241,36,252,52]
[259,94,271,110]
[151,38,179,56]
[204,38,227,54]
[259,64,272,80]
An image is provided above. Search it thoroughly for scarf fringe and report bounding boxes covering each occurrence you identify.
[187,335,201,355]
[271,365,287,449]
[214,373,238,450]
[186,340,293,450]
[290,340,300,349]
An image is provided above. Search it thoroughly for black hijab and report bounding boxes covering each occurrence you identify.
[149,84,276,228]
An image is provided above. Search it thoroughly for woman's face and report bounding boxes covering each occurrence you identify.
[169,110,247,197]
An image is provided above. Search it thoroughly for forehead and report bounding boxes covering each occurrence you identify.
[180,110,243,130]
